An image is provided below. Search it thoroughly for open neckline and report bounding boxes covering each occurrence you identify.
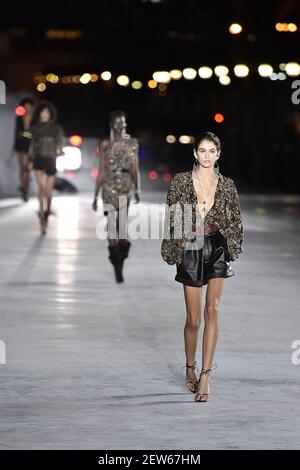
[191,171,220,222]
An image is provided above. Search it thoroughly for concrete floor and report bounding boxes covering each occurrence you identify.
[0,189,299,450]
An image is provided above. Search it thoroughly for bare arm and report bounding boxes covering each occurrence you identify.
[130,139,140,201]
[92,140,109,210]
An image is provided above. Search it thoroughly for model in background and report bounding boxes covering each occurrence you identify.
[29,101,65,234]
[92,111,140,283]
[161,132,244,402]
[14,98,35,201]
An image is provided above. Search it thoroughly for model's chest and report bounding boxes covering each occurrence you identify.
[104,142,135,170]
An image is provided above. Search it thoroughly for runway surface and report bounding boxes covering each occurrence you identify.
[0,189,299,450]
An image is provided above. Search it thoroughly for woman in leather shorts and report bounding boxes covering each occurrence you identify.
[161,131,244,402]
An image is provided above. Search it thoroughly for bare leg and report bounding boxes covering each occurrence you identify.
[34,170,45,215]
[183,285,202,386]
[45,175,56,213]
[18,152,29,199]
[196,278,224,398]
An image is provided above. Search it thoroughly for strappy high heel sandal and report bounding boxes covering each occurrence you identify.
[182,361,199,393]
[195,364,217,402]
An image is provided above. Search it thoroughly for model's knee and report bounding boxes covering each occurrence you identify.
[186,317,201,331]
[204,304,219,321]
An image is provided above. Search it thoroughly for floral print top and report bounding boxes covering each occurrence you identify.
[161,170,244,265]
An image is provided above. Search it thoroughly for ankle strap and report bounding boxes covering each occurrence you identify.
[182,360,198,371]
[200,364,217,376]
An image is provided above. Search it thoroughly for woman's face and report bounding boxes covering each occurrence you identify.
[195,139,219,168]
[112,115,126,132]
[40,107,51,122]
[24,102,33,115]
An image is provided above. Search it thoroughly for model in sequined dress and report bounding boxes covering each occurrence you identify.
[92,111,140,283]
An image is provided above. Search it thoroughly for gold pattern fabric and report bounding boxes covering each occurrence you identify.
[161,171,244,265]
[101,137,139,210]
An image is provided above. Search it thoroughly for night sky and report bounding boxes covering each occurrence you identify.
[1,0,300,191]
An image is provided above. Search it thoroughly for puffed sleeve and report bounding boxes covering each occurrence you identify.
[231,180,244,257]
[161,174,183,265]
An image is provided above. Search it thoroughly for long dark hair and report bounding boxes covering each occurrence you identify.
[32,100,58,125]
[193,131,221,153]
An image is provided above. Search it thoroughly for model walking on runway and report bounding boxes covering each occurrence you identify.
[14,97,35,202]
[29,101,65,234]
[92,111,140,283]
[161,131,244,402]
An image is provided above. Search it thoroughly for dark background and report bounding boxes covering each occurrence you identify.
[1,0,300,191]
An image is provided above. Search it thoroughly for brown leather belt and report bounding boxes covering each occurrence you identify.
[192,223,219,235]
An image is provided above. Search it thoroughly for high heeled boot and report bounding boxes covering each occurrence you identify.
[119,240,131,263]
[108,245,124,283]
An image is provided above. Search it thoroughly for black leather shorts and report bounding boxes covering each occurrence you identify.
[175,230,234,287]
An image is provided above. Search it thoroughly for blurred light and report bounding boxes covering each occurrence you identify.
[149,170,158,180]
[148,79,157,88]
[90,74,99,82]
[37,83,46,92]
[247,34,256,42]
[229,23,242,34]
[45,29,82,40]
[56,146,82,172]
[159,90,167,97]
[69,135,82,147]
[214,65,229,77]
[33,73,45,84]
[101,71,112,81]
[183,68,197,80]
[15,106,26,116]
[61,76,72,84]
[198,66,213,79]
[285,62,300,76]
[132,80,143,89]
[214,113,224,123]
[278,72,286,80]
[279,63,286,71]
[170,69,182,80]
[163,172,172,182]
[276,23,297,32]
[46,73,59,83]
[275,23,284,32]
[288,23,298,32]
[72,75,81,83]
[219,75,231,85]
[270,73,278,81]
[117,75,130,86]
[90,168,99,179]
[153,71,171,83]
[166,135,176,143]
[179,135,193,144]
[234,64,249,77]
[158,83,167,91]
[80,73,91,84]
[258,64,273,77]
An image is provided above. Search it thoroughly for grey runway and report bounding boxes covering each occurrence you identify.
[0,191,299,450]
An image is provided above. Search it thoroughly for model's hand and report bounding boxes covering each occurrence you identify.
[134,191,140,203]
[92,198,98,211]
